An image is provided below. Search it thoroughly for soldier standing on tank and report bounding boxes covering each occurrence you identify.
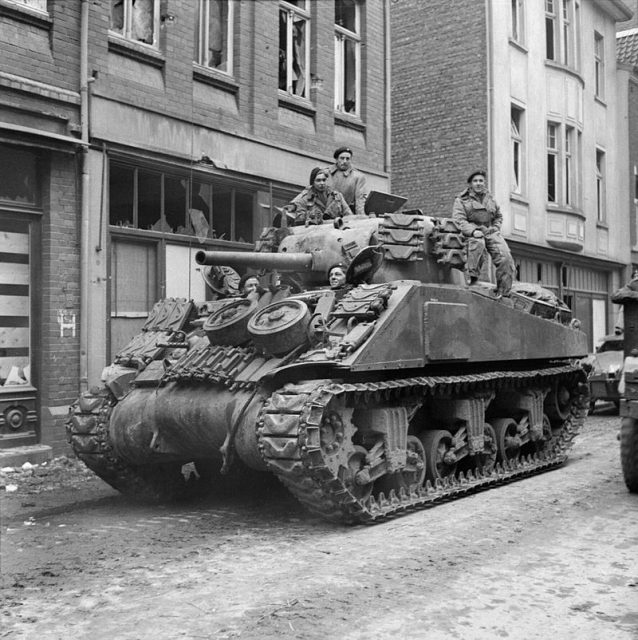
[326,146,367,216]
[290,167,351,225]
[452,170,516,298]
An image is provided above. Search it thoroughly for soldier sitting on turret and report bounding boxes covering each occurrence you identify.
[452,169,516,299]
[290,167,351,226]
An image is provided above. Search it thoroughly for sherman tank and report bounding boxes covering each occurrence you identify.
[67,204,589,523]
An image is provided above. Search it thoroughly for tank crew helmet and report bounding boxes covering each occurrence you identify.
[333,146,353,159]
[309,166,329,185]
[467,169,487,183]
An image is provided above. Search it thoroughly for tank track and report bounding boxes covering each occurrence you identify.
[257,364,588,524]
[67,389,194,502]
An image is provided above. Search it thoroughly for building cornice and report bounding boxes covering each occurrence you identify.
[593,0,633,22]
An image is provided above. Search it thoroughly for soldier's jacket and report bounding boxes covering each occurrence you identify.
[291,186,351,225]
[452,188,503,236]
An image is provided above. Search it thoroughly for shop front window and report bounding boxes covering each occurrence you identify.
[0,219,32,389]
[109,162,258,243]
[0,145,40,205]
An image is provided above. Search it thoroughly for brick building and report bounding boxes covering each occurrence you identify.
[0,0,391,456]
[0,0,83,454]
[391,0,634,348]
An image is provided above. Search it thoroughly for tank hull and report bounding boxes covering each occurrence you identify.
[109,384,267,470]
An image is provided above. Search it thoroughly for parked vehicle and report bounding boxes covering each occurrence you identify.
[611,283,638,493]
[67,204,589,524]
[583,332,624,414]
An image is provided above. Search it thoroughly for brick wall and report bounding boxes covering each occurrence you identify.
[39,151,81,454]
[88,1,387,172]
[390,0,489,215]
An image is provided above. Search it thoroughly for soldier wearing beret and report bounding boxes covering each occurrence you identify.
[326,146,368,216]
[290,167,351,226]
[452,170,516,298]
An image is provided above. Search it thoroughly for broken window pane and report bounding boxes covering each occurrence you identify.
[334,1,360,115]
[234,191,254,244]
[110,0,124,33]
[212,186,232,241]
[137,170,161,231]
[109,164,134,226]
[110,0,157,46]
[165,177,188,233]
[279,3,308,97]
[0,146,39,205]
[335,0,356,31]
[195,0,232,72]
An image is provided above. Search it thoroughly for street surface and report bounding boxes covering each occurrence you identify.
[1,408,637,640]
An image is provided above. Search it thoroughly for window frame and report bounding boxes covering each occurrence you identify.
[194,0,234,75]
[109,0,161,48]
[511,105,524,195]
[511,0,525,44]
[547,122,559,203]
[595,148,606,223]
[594,31,604,100]
[334,0,362,116]
[278,0,311,100]
[5,0,47,12]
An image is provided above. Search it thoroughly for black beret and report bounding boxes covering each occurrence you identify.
[309,166,328,185]
[333,146,353,159]
[467,169,486,183]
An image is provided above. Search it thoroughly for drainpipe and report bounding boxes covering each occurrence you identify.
[79,0,90,392]
[485,0,494,185]
[384,0,392,184]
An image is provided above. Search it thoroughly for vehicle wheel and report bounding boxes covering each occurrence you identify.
[474,423,497,474]
[420,430,457,482]
[620,417,638,493]
[491,418,522,463]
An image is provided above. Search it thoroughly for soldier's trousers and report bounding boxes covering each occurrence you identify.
[466,231,515,296]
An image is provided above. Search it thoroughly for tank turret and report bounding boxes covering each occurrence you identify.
[68,206,589,524]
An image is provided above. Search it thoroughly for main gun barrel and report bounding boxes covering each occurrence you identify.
[195,250,314,272]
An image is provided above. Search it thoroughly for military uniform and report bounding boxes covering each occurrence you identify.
[291,185,351,225]
[326,164,367,216]
[452,187,515,297]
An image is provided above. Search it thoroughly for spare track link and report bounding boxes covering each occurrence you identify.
[66,389,188,501]
[258,365,588,524]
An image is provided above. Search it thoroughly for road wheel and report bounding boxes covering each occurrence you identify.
[620,418,638,493]
[421,430,456,483]
[492,418,521,463]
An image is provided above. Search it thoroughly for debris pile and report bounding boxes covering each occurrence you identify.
[0,456,95,497]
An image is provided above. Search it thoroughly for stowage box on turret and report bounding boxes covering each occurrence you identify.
[68,206,589,523]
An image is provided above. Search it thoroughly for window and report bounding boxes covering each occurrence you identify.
[109,162,258,243]
[334,0,361,115]
[594,32,604,99]
[0,218,32,389]
[564,126,573,205]
[194,0,233,74]
[0,146,40,206]
[596,149,605,222]
[547,123,558,202]
[546,123,581,207]
[511,106,524,194]
[110,0,159,46]
[6,0,47,11]
[545,0,556,60]
[545,0,577,67]
[279,1,310,99]
[562,0,571,66]
[511,0,524,43]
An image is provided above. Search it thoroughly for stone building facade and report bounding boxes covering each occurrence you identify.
[391,0,634,348]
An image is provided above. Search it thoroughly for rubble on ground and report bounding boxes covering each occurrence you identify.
[0,456,95,496]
